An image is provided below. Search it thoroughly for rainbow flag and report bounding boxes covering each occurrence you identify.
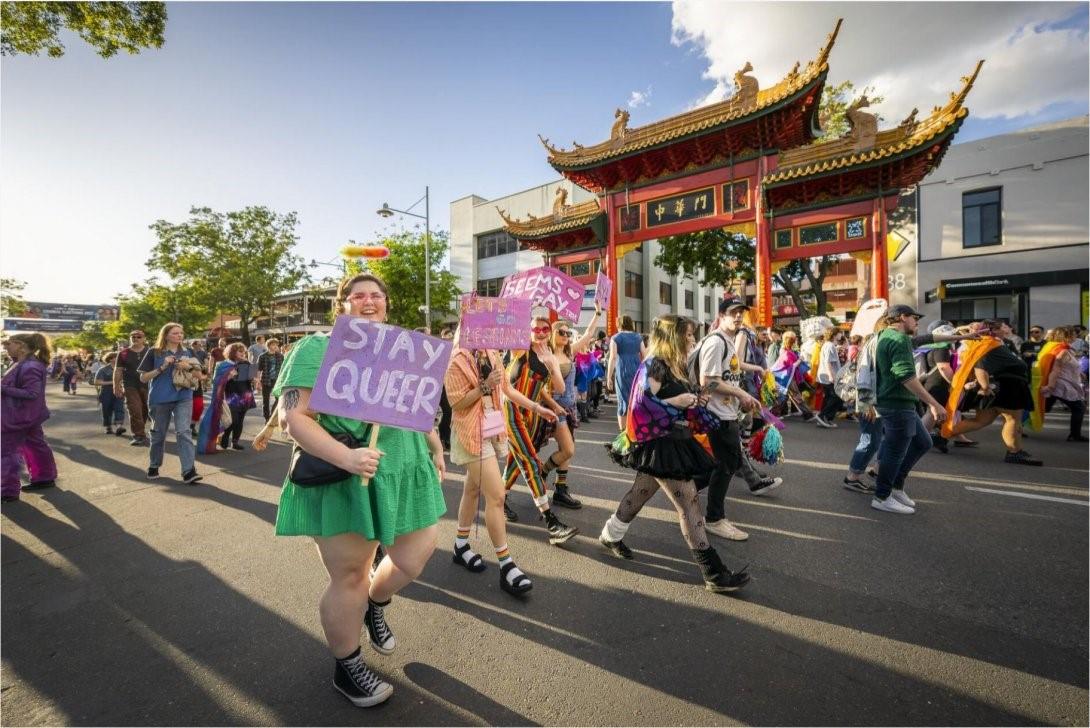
[941,338,1001,438]
[1029,342,1068,431]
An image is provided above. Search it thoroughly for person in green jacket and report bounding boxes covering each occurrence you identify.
[871,305,948,515]
[274,272,447,708]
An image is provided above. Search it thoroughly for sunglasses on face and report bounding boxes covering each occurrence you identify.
[532,326,551,334]
[556,330,572,337]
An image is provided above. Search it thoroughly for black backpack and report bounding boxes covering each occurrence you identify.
[687,331,730,389]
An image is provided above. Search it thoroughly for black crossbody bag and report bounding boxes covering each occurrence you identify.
[288,431,363,487]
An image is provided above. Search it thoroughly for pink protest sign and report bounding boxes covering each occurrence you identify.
[458,294,533,351]
[593,272,612,311]
[500,265,583,320]
[308,316,453,433]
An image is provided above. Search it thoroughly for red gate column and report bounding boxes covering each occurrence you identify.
[871,198,889,300]
[604,196,619,336]
[755,181,773,327]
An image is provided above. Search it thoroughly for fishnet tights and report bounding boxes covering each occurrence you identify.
[614,472,709,551]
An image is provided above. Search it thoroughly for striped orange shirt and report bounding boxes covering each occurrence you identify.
[444,348,504,456]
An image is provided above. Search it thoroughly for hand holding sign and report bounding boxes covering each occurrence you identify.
[501,266,584,320]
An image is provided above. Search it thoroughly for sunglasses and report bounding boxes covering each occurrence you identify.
[556,330,572,337]
[532,326,551,334]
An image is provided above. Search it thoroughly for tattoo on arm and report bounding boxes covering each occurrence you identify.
[281,388,300,412]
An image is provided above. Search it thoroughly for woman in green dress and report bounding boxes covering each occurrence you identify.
[274,272,447,708]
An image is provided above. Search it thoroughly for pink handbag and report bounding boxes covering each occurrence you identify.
[481,409,505,438]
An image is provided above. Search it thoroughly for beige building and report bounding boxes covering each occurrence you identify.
[916,116,1088,333]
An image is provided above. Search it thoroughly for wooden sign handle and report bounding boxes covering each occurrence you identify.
[361,425,381,487]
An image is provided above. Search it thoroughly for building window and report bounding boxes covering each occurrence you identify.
[704,295,711,314]
[962,187,1002,248]
[684,290,694,310]
[624,271,643,299]
[659,282,673,306]
[569,261,591,277]
[476,277,503,297]
[476,230,519,260]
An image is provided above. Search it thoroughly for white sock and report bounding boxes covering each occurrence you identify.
[601,514,630,543]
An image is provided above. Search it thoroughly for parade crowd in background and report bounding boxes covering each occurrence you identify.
[1,273,1088,708]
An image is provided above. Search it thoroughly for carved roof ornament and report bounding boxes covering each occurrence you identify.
[536,18,845,170]
[496,206,517,225]
[845,95,878,151]
[765,59,986,186]
[552,187,570,217]
[733,61,759,109]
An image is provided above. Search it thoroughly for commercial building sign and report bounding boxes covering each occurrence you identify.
[22,302,119,322]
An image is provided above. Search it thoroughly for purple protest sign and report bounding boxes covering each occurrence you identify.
[500,265,583,320]
[593,272,612,311]
[308,316,453,433]
[458,294,533,351]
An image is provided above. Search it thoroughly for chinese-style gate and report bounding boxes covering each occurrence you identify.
[499,19,983,333]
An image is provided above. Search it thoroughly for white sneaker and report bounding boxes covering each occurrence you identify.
[871,496,915,515]
[814,416,837,429]
[706,519,749,541]
[891,489,916,508]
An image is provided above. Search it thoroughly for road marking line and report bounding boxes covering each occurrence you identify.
[964,486,1090,506]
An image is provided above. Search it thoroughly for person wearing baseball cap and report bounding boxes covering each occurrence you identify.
[113,330,150,446]
[868,304,946,514]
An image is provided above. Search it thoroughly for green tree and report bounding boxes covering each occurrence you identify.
[147,206,311,345]
[818,79,884,140]
[53,320,115,352]
[0,277,28,318]
[1,1,166,58]
[348,230,461,331]
[104,278,216,342]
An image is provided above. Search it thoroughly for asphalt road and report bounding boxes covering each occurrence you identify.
[2,387,1087,726]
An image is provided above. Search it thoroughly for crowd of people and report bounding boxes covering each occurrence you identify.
[1,276,1087,706]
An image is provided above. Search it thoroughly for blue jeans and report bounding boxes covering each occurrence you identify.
[848,416,884,474]
[149,398,195,473]
[874,407,932,500]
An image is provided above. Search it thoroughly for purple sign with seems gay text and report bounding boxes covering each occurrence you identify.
[500,265,584,320]
[458,294,533,351]
[308,316,453,432]
[593,272,612,311]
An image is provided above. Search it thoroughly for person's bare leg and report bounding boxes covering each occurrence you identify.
[999,409,1022,453]
[948,408,999,437]
[314,533,379,658]
[371,525,439,602]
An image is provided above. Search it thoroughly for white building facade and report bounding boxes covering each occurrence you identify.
[450,180,725,333]
[916,116,1088,333]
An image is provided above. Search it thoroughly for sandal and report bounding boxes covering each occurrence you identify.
[452,542,486,573]
[499,562,533,596]
[953,440,978,448]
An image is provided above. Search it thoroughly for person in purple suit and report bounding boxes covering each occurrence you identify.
[2,333,58,502]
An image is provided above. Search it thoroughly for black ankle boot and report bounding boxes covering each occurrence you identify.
[691,547,750,593]
[577,401,589,423]
[552,483,582,509]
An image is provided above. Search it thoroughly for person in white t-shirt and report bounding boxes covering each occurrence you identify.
[815,327,845,428]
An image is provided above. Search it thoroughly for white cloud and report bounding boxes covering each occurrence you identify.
[671,2,1088,121]
[628,86,653,109]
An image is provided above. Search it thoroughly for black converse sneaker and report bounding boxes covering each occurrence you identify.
[364,598,395,655]
[544,511,577,545]
[333,648,393,708]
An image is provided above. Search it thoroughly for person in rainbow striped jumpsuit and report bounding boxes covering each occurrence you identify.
[501,315,578,546]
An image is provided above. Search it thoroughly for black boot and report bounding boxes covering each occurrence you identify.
[502,495,519,522]
[577,401,589,423]
[691,547,750,593]
[930,433,949,454]
[552,483,582,509]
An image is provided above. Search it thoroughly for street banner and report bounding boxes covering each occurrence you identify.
[593,272,612,311]
[458,294,532,351]
[500,265,583,320]
[308,316,453,433]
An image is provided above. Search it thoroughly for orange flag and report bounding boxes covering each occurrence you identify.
[941,338,1001,438]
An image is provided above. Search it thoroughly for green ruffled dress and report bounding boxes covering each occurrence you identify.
[272,334,446,544]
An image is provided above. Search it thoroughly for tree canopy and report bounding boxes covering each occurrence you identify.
[103,278,216,344]
[818,79,885,139]
[1,1,166,58]
[348,230,461,332]
[147,206,310,344]
[0,278,28,318]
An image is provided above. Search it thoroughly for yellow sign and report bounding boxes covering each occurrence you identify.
[887,232,911,262]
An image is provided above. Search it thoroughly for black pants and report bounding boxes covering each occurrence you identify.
[1047,396,1086,438]
[438,388,452,447]
[262,386,278,422]
[220,406,247,446]
[705,419,742,523]
[819,383,844,421]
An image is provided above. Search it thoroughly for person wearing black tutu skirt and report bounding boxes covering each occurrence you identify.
[599,315,750,593]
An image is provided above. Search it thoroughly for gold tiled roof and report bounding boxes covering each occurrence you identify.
[763,60,984,186]
[497,199,603,239]
[538,19,843,169]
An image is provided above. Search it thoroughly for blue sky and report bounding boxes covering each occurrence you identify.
[2,1,1087,304]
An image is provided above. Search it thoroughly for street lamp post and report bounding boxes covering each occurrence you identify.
[377,187,431,333]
